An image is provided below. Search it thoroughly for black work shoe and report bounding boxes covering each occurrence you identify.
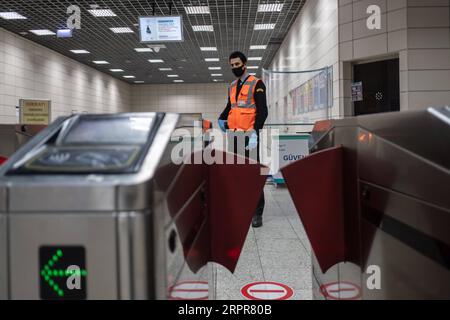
[252,215,263,228]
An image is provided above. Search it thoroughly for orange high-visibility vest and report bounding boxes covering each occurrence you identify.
[228,75,259,131]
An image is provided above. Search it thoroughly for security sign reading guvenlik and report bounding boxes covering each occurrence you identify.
[20,99,51,125]
[39,246,87,300]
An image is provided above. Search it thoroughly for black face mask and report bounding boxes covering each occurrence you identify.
[232,66,246,78]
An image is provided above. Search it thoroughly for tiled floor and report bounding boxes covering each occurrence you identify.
[213,185,313,300]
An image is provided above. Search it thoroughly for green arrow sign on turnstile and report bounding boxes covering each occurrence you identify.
[39,246,87,300]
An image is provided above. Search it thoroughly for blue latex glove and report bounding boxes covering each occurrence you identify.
[247,132,258,150]
[218,119,227,133]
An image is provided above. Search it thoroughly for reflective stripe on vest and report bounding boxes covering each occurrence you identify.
[229,75,259,109]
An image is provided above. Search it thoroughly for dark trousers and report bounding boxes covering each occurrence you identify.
[228,132,265,217]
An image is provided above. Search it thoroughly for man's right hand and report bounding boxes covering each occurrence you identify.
[218,119,228,133]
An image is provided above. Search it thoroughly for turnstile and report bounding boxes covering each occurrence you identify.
[281,107,450,299]
[0,112,267,300]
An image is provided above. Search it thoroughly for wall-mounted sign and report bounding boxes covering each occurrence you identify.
[19,99,51,125]
[139,16,184,43]
[351,82,363,102]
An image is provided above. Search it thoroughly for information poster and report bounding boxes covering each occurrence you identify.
[139,16,183,42]
[290,68,331,115]
[19,99,51,125]
[351,82,363,102]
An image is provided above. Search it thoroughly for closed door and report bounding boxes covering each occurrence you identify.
[353,59,400,116]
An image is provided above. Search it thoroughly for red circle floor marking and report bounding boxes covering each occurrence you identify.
[320,281,362,300]
[241,282,294,300]
[168,281,209,300]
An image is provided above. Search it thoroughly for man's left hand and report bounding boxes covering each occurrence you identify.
[247,132,258,150]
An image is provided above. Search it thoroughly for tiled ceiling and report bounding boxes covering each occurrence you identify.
[0,0,306,84]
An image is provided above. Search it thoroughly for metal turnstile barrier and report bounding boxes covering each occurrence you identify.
[0,113,267,300]
[281,107,450,299]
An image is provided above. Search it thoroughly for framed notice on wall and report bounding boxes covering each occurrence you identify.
[19,99,51,125]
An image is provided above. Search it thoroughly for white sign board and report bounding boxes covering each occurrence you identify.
[139,16,183,43]
[271,134,310,184]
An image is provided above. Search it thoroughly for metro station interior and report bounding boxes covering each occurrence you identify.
[0,0,449,301]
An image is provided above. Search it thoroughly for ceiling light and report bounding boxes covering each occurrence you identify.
[193,25,214,32]
[254,24,276,30]
[248,57,263,61]
[110,27,134,34]
[249,73,257,76]
[57,29,73,38]
[135,48,153,52]
[159,68,173,71]
[258,3,284,12]
[213,79,223,82]
[29,29,55,36]
[134,81,145,84]
[93,61,109,65]
[88,9,117,17]
[70,50,90,54]
[173,80,184,83]
[0,12,27,20]
[247,66,259,69]
[211,74,223,77]
[149,59,164,63]
[167,75,179,78]
[205,58,220,62]
[110,69,124,72]
[123,75,135,79]
[200,47,217,51]
[209,67,222,70]
[250,45,267,50]
[185,6,210,14]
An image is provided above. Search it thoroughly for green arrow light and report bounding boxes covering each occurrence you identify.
[40,248,87,298]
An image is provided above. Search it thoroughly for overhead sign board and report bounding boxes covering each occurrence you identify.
[139,16,184,43]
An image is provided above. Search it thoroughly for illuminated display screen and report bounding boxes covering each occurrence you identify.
[39,246,87,300]
[139,16,183,42]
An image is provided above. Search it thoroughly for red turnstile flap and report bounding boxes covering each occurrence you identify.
[281,146,345,273]
[207,150,268,273]
[0,156,8,166]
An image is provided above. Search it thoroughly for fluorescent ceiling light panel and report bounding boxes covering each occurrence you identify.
[88,9,117,17]
[123,75,135,78]
[250,45,267,50]
[185,6,210,14]
[193,25,214,32]
[200,47,217,51]
[70,49,90,54]
[29,29,55,36]
[248,57,263,61]
[110,27,134,33]
[211,74,223,77]
[0,12,27,20]
[159,68,173,71]
[134,48,153,52]
[173,80,184,83]
[254,23,276,30]
[167,75,179,78]
[249,73,257,76]
[258,3,284,12]
[110,69,124,72]
[93,60,109,64]
[247,66,259,69]
[208,67,222,70]
[134,81,145,84]
[149,59,164,63]
[205,58,219,62]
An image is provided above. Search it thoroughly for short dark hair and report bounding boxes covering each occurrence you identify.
[229,51,247,64]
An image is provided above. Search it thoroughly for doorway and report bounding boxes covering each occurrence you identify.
[353,58,400,116]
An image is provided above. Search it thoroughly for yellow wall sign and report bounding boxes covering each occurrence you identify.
[19,99,51,125]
